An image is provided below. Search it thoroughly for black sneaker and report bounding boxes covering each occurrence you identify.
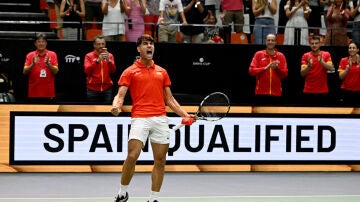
[147,200,158,202]
[114,192,129,202]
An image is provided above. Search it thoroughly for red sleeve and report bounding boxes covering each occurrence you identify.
[49,51,58,66]
[276,53,288,78]
[338,57,348,71]
[108,53,116,74]
[118,66,132,87]
[324,51,332,63]
[249,51,266,76]
[84,52,97,75]
[24,51,34,67]
[301,52,309,66]
[162,68,171,87]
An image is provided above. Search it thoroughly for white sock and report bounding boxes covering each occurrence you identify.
[118,184,128,196]
[149,191,159,202]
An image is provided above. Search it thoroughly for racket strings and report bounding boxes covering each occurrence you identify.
[199,93,230,121]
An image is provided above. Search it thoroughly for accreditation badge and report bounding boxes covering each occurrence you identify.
[40,69,47,78]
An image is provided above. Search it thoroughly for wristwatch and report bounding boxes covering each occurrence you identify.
[195,1,200,8]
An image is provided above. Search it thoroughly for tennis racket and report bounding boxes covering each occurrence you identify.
[172,92,231,131]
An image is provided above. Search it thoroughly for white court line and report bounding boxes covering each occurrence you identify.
[1,195,360,199]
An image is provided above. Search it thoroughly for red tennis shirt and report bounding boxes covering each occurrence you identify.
[118,60,171,118]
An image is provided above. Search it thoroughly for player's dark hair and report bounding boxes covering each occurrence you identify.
[136,34,154,46]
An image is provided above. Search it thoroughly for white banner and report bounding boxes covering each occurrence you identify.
[10,112,360,164]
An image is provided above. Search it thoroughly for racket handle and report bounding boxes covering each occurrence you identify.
[172,124,185,131]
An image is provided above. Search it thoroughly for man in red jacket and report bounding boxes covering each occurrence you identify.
[84,35,116,103]
[249,33,288,105]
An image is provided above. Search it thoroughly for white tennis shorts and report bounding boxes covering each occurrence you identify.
[129,116,170,146]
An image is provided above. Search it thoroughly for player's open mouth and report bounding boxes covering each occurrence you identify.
[146,50,152,55]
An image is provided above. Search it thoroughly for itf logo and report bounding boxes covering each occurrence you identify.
[0,52,10,63]
[65,55,80,63]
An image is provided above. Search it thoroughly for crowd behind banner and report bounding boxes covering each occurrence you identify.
[0,38,352,106]
[39,0,357,46]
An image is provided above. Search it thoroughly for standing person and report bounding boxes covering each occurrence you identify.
[180,0,208,43]
[283,0,311,45]
[59,0,85,40]
[101,0,126,41]
[144,0,160,38]
[252,0,277,44]
[84,0,104,30]
[23,33,59,103]
[300,35,335,105]
[158,0,188,42]
[220,0,245,34]
[249,33,288,104]
[123,0,147,42]
[338,41,360,105]
[324,0,350,46]
[84,35,116,103]
[111,34,194,202]
[307,0,322,35]
[349,0,360,46]
[320,0,332,27]
[278,0,289,34]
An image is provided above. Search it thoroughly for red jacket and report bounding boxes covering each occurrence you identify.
[84,50,116,92]
[249,50,288,96]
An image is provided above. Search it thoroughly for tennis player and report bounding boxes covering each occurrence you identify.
[111,34,194,202]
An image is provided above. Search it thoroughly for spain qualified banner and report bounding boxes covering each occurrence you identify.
[10,112,360,165]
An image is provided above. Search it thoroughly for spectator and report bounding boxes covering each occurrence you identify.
[349,0,360,46]
[101,0,126,41]
[283,0,311,45]
[60,0,85,40]
[300,35,335,105]
[252,0,277,44]
[158,0,188,42]
[203,10,225,43]
[307,0,322,35]
[123,0,147,42]
[84,0,104,30]
[180,0,208,43]
[0,64,15,102]
[144,0,160,38]
[84,35,116,103]
[338,41,360,105]
[220,0,245,34]
[205,0,217,13]
[324,0,350,46]
[249,33,288,104]
[320,0,332,27]
[278,0,289,34]
[23,33,59,103]
[244,0,255,33]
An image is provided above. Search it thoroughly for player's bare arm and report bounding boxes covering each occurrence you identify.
[111,85,128,116]
[163,87,188,117]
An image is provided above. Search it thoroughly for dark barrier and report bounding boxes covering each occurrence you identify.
[0,39,348,106]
